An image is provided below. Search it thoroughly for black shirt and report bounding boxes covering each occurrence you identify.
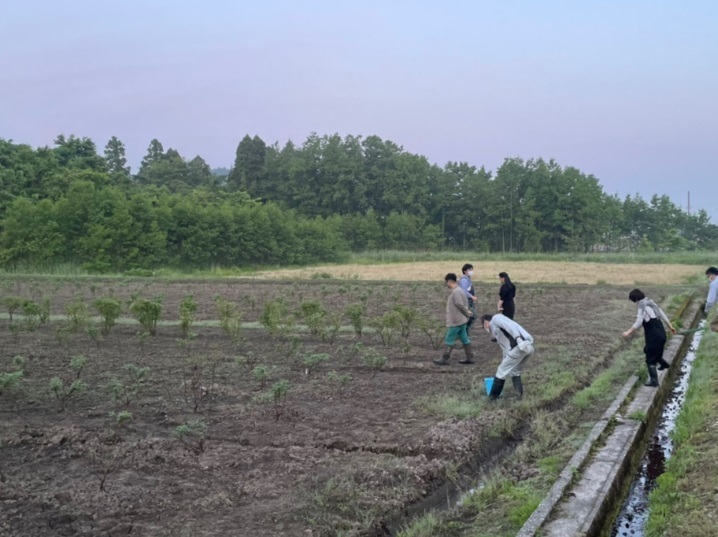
[499,282,516,302]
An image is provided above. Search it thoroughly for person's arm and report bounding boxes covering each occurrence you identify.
[623,304,644,338]
[452,290,472,318]
[651,300,677,334]
[458,277,476,301]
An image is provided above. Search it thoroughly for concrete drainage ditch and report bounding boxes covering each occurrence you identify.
[517,298,704,537]
[609,321,705,537]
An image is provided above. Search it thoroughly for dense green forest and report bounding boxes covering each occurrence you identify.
[0,133,715,271]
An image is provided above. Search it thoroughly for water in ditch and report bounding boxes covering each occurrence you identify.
[610,322,706,537]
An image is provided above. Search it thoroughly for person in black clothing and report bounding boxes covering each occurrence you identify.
[622,289,676,387]
[497,272,516,320]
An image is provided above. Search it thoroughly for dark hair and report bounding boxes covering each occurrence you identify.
[499,271,511,283]
[628,288,645,303]
[707,267,718,276]
[461,264,473,274]
[480,314,493,323]
[445,273,458,282]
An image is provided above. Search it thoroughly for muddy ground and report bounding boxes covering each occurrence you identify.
[0,278,690,536]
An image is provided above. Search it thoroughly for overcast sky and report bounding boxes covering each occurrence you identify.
[2,1,717,219]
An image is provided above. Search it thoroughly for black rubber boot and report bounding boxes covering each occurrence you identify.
[644,365,659,387]
[433,346,452,366]
[458,344,475,364]
[488,377,506,400]
[657,359,670,371]
[511,376,524,399]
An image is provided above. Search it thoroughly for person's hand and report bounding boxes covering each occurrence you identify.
[669,326,677,335]
[622,330,631,338]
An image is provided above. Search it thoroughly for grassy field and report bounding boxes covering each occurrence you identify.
[1,250,714,283]
[253,260,706,285]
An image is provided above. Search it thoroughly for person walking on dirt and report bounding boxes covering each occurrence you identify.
[459,263,478,333]
[622,289,676,387]
[705,267,718,315]
[497,272,516,320]
[481,313,534,400]
[433,273,475,366]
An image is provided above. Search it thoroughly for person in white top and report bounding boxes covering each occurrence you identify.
[705,267,718,315]
[481,313,534,400]
[622,289,676,387]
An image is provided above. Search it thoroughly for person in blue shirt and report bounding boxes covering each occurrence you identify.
[458,263,478,334]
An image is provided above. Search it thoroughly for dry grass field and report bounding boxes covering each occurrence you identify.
[254,261,705,285]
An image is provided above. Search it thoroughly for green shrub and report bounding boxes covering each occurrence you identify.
[50,377,86,410]
[394,305,420,339]
[0,370,23,396]
[252,364,273,389]
[368,311,402,346]
[65,298,90,333]
[180,295,198,338]
[303,353,331,375]
[12,355,26,370]
[39,298,51,323]
[260,298,295,338]
[257,379,291,421]
[326,370,353,394]
[107,364,150,406]
[173,420,207,454]
[93,297,122,336]
[70,355,88,378]
[129,298,163,336]
[109,410,134,427]
[419,315,446,350]
[21,300,41,331]
[362,348,387,376]
[344,304,365,338]
[1,297,23,322]
[235,352,259,372]
[214,296,242,345]
[301,300,328,338]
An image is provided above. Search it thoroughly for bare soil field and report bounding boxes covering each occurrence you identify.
[0,277,692,536]
[253,261,703,285]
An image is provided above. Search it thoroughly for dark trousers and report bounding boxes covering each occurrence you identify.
[466,300,478,333]
[643,319,668,367]
[502,300,515,320]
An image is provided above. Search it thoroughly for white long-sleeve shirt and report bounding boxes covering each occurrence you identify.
[706,278,718,313]
[631,298,670,330]
[489,314,533,356]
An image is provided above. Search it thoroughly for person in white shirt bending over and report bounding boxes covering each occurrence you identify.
[481,313,534,400]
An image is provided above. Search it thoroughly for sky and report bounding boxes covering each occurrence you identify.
[1,1,717,219]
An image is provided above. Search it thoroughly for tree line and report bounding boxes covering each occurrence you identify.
[0,133,716,271]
